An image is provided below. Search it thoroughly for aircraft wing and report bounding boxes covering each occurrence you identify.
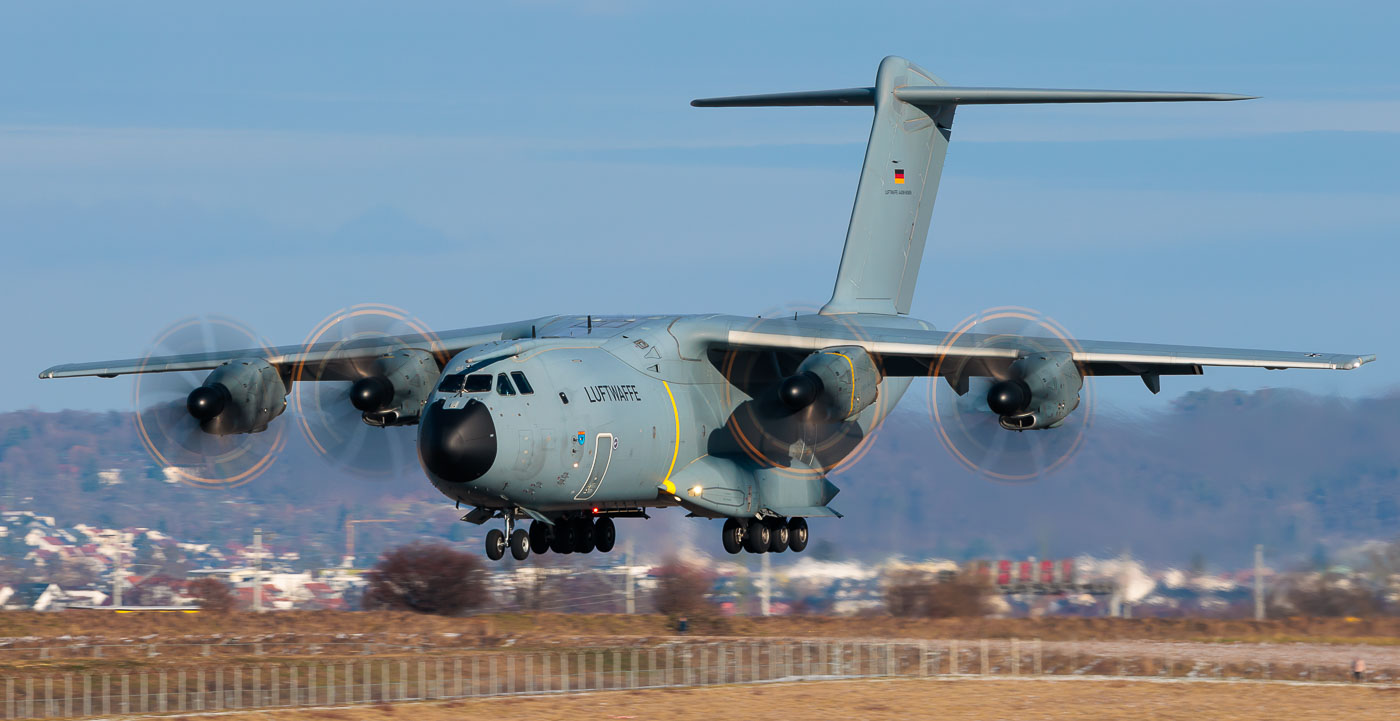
[704,316,1375,382]
[38,319,542,381]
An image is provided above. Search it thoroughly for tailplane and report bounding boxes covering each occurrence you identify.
[693,56,1253,315]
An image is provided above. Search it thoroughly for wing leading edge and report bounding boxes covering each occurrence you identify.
[38,319,545,380]
[700,316,1374,378]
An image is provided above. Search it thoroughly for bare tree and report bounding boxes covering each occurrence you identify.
[1280,573,1383,618]
[362,542,489,616]
[886,572,993,618]
[187,577,235,613]
[652,559,719,620]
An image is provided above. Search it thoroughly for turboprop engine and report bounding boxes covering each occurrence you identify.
[343,349,440,427]
[984,351,1083,430]
[778,345,880,421]
[185,358,288,435]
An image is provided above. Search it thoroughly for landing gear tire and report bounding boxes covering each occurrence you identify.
[721,518,744,555]
[787,517,809,553]
[744,520,771,553]
[767,518,789,553]
[485,528,506,561]
[550,524,574,554]
[573,518,596,554]
[529,521,551,555]
[594,516,616,553]
[509,529,531,561]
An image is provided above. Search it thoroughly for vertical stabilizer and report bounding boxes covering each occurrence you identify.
[822,56,951,315]
[690,57,1254,316]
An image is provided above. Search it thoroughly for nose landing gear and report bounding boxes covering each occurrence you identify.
[721,516,809,555]
[482,511,624,561]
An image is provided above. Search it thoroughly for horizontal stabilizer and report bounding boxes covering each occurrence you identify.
[692,86,1253,108]
[691,87,875,107]
[895,87,1255,105]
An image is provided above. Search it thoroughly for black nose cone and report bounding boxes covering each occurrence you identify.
[418,398,496,483]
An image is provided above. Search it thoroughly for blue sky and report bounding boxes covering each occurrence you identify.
[3,1,1396,413]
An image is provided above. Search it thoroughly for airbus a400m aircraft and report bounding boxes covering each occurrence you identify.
[41,57,1374,561]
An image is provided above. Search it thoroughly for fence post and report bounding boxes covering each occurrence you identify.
[453,658,462,697]
[596,651,604,690]
[666,647,674,687]
[158,671,167,713]
[399,661,408,700]
[1011,638,1020,675]
[199,669,208,711]
[949,640,958,674]
[489,656,498,696]
[560,654,568,694]
[420,660,428,700]
[631,649,639,689]
[980,640,989,675]
[1034,639,1043,675]
[24,679,33,719]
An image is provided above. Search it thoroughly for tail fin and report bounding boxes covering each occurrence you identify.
[693,56,1253,315]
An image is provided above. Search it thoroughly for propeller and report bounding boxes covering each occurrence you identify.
[927,306,1094,483]
[715,303,884,477]
[132,316,287,488]
[290,304,444,477]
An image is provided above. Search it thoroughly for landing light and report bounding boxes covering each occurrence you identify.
[687,485,703,498]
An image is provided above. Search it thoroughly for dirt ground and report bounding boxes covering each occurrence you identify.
[145,677,1400,721]
[3,611,1398,646]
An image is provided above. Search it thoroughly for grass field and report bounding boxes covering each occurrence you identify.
[135,677,1400,721]
[3,611,1398,645]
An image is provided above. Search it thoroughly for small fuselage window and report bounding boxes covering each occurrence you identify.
[464,374,493,393]
[510,371,534,395]
[496,373,517,396]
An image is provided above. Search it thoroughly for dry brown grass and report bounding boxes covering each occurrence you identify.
[4,611,1398,646]
[134,677,1400,721]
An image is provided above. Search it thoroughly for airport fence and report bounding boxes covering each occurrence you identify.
[0,638,1393,719]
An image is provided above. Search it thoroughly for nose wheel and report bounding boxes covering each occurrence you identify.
[485,528,506,561]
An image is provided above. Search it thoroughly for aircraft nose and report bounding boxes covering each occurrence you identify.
[418,398,497,484]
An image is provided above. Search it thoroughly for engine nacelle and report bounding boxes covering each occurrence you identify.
[779,345,880,421]
[348,349,440,427]
[186,358,288,435]
[986,351,1082,430]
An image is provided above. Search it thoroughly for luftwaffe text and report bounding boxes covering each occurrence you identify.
[585,384,642,403]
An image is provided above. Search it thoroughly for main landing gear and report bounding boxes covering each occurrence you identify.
[483,512,619,561]
[722,516,808,555]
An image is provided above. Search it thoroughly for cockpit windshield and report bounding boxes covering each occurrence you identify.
[438,372,493,393]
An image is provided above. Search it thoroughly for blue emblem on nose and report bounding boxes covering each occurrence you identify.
[577,431,586,445]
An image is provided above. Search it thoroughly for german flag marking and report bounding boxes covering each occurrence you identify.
[894,168,905,184]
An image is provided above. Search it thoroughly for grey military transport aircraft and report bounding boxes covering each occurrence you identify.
[40,57,1375,561]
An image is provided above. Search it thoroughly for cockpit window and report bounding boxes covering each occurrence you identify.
[510,371,534,395]
[436,373,466,392]
[496,373,517,396]
[464,374,493,393]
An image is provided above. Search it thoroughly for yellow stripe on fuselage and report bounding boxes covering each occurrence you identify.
[662,381,680,493]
